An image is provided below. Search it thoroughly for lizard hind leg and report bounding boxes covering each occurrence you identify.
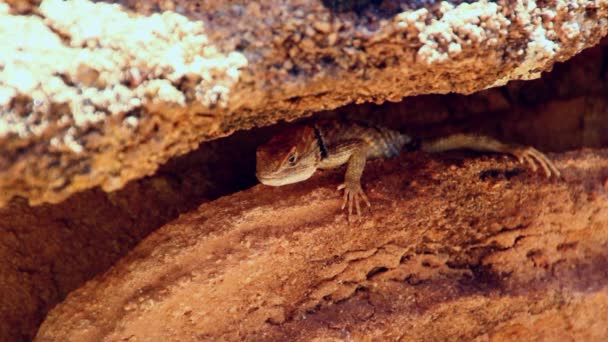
[421,134,561,178]
[509,146,561,178]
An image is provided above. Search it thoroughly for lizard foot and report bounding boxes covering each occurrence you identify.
[510,146,561,178]
[338,181,371,221]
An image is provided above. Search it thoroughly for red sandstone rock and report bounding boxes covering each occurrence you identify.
[1,0,607,207]
[35,149,608,340]
[1,2,607,340]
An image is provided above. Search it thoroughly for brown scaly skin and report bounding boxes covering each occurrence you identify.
[256,119,561,221]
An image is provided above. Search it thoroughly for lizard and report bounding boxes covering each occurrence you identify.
[255,119,561,221]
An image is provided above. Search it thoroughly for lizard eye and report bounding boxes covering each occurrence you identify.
[287,153,297,165]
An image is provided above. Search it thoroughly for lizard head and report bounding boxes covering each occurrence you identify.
[256,125,321,186]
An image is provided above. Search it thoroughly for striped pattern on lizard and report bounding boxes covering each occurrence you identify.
[255,119,560,221]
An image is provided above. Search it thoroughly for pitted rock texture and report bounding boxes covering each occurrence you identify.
[2,39,608,341]
[1,0,607,207]
[2,36,607,342]
[36,149,608,341]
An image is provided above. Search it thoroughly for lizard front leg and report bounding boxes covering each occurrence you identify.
[338,147,371,221]
[421,134,561,178]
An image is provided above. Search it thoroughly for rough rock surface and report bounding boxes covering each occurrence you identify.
[1,0,607,207]
[0,127,267,342]
[1,39,607,341]
[36,149,608,340]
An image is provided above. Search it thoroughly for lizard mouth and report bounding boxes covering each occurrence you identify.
[256,176,285,186]
[256,172,289,186]
[257,169,315,186]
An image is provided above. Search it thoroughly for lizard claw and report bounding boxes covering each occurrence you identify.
[510,146,561,178]
[338,181,371,221]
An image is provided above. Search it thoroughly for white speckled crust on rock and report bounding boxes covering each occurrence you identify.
[0,0,607,207]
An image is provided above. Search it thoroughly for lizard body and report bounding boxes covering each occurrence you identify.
[256,119,560,220]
